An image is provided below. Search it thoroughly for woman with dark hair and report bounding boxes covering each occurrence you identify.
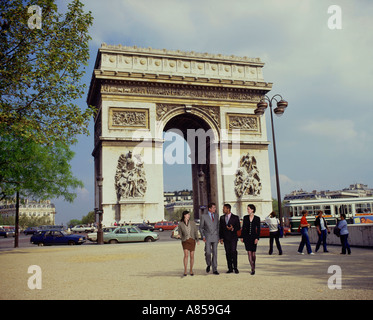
[241,204,261,275]
[297,210,314,255]
[177,211,199,276]
[338,213,351,255]
[265,211,283,255]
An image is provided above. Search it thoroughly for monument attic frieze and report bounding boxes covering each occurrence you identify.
[94,44,272,85]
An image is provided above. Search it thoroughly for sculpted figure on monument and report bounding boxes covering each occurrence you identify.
[234,153,262,198]
[115,151,147,199]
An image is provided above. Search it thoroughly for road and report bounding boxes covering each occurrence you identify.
[1,236,373,301]
[0,229,176,250]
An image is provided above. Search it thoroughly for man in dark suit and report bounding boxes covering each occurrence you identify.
[200,202,220,275]
[219,203,241,274]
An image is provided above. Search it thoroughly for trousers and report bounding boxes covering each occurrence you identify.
[298,227,312,254]
[205,240,218,272]
[223,239,238,270]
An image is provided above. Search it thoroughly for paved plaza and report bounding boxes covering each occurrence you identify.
[1,236,372,300]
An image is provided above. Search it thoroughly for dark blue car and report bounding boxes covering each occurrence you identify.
[30,230,86,246]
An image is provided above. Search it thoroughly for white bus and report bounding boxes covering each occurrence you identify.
[283,197,373,232]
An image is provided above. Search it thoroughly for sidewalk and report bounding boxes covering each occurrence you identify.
[1,237,372,300]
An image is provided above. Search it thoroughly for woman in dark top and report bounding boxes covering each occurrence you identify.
[241,204,261,275]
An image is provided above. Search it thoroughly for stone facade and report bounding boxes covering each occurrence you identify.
[0,199,56,223]
[87,45,274,225]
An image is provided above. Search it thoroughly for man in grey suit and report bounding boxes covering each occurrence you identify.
[199,202,220,275]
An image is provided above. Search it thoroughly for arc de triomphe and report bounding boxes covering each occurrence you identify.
[87,44,273,225]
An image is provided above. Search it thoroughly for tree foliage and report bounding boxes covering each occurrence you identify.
[0,133,83,202]
[0,0,94,145]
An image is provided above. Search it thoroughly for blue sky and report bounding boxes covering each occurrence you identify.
[52,0,373,224]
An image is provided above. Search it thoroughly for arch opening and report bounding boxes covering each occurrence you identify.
[163,112,218,220]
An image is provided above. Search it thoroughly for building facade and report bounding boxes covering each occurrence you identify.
[0,199,56,224]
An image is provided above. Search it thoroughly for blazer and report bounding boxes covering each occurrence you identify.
[241,215,261,240]
[314,216,328,231]
[219,213,240,241]
[178,220,199,242]
[199,211,220,243]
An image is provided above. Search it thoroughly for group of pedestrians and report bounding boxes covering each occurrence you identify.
[178,204,352,276]
[297,210,351,255]
[177,203,281,276]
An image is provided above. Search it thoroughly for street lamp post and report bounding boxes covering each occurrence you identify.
[96,176,104,244]
[254,94,288,226]
[198,168,205,220]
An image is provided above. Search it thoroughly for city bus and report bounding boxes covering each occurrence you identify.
[283,197,373,232]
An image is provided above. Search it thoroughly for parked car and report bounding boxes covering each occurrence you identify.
[134,223,155,231]
[259,222,291,237]
[71,225,95,233]
[30,230,86,246]
[0,227,15,238]
[236,221,291,238]
[154,221,177,231]
[103,226,159,244]
[24,227,39,235]
[87,227,117,242]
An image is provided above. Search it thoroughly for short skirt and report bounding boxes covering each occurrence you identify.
[243,237,258,252]
[182,238,196,251]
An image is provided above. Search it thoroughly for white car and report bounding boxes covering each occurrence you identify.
[87,227,117,242]
[71,225,96,233]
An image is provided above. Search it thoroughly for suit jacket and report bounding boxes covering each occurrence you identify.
[178,220,199,242]
[219,213,240,241]
[199,211,220,243]
[241,215,261,240]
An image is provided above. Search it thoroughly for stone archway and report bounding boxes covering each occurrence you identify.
[88,44,273,225]
[162,111,217,220]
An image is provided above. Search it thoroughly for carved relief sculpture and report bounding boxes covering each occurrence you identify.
[234,153,262,198]
[111,108,148,128]
[115,151,147,200]
[227,114,259,132]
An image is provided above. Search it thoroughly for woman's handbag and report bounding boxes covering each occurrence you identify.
[278,219,284,238]
[333,226,340,237]
[278,225,284,238]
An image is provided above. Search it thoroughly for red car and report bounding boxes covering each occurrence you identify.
[154,221,178,231]
[259,222,291,237]
[236,222,291,238]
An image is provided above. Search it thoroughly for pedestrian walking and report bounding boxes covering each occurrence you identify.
[297,210,314,255]
[265,211,283,255]
[178,211,200,276]
[219,203,241,274]
[338,213,351,255]
[241,204,261,275]
[199,203,220,275]
[315,210,330,253]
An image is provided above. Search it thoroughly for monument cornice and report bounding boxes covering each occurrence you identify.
[89,78,271,106]
[94,69,272,89]
[98,44,265,66]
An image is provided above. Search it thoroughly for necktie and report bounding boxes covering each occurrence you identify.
[211,213,214,222]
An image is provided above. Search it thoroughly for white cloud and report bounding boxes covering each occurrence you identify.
[76,187,90,201]
[271,174,321,199]
[302,119,358,141]
[300,118,372,156]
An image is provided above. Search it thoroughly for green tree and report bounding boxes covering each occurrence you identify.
[0,133,83,201]
[67,219,81,227]
[81,210,95,224]
[0,0,94,145]
[19,215,53,229]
